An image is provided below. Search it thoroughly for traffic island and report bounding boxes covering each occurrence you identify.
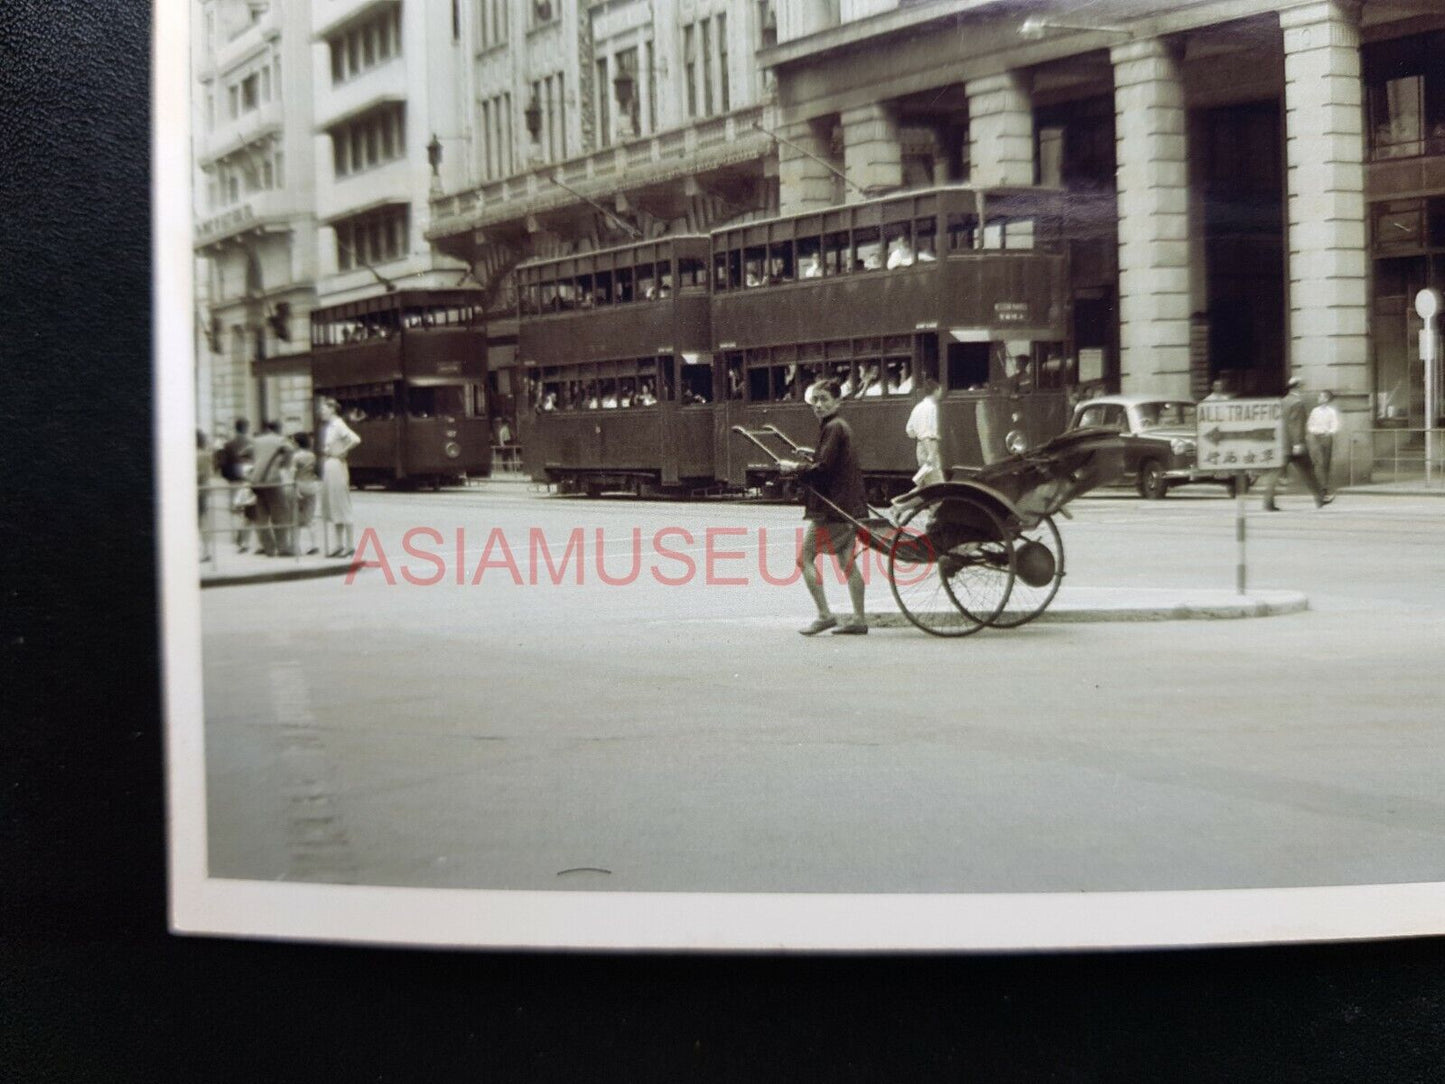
[856,587,1308,628]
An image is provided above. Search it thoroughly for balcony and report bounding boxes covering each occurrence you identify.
[200,97,285,167]
[427,105,771,242]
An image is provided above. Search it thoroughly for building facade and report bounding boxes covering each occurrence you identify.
[193,0,319,438]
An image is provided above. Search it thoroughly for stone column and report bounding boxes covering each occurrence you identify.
[841,102,902,200]
[1281,1,1368,420]
[1112,38,1194,398]
[777,118,838,214]
[966,71,1035,187]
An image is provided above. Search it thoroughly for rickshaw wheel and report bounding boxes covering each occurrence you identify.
[991,514,1064,629]
[887,497,1015,637]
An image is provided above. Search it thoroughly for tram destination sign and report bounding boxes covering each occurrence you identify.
[1195,398,1285,472]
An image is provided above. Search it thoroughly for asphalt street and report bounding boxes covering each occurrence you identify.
[200,483,1445,894]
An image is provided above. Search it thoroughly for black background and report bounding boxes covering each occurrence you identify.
[4,2,1445,1079]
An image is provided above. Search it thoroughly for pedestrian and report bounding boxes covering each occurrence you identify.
[1263,376,1332,511]
[218,418,255,552]
[1307,389,1341,494]
[250,420,297,556]
[291,431,322,555]
[317,396,362,558]
[889,378,943,522]
[1202,378,1234,402]
[779,380,869,636]
[196,428,214,563]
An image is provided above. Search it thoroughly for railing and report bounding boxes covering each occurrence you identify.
[1340,427,1445,488]
[198,480,325,573]
[490,444,524,475]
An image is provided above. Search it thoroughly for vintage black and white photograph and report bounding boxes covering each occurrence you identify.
[159,0,1445,950]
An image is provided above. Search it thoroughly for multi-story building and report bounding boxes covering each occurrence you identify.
[310,0,471,304]
[193,0,318,438]
[761,0,1445,478]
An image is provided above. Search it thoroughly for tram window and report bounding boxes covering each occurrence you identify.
[885,358,912,395]
[555,281,577,310]
[617,376,636,407]
[797,235,822,279]
[657,260,674,296]
[985,216,1035,250]
[680,362,712,405]
[636,261,656,299]
[854,227,882,271]
[947,213,978,251]
[747,366,770,402]
[823,231,849,275]
[915,218,938,261]
[768,240,794,283]
[774,364,799,401]
[679,255,706,289]
[855,360,885,397]
[884,223,914,269]
[616,266,634,303]
[595,269,613,305]
[712,251,729,291]
[830,361,856,398]
[743,245,767,288]
[658,356,675,402]
[598,378,619,409]
[724,354,744,400]
[946,342,989,391]
[636,361,658,405]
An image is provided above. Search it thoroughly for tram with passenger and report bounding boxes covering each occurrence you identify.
[713,186,1074,500]
[516,186,1079,497]
[516,236,714,495]
[310,289,491,487]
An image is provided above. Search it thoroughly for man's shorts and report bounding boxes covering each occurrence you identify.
[805,519,860,559]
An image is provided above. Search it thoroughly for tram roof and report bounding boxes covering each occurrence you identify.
[310,288,486,322]
[516,234,712,273]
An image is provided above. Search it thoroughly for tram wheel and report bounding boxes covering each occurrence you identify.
[990,514,1064,629]
[887,498,1015,637]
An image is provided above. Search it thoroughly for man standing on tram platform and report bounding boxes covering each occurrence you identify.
[779,380,869,636]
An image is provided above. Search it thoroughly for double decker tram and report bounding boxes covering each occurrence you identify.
[309,289,490,488]
[712,186,1075,501]
[517,236,714,496]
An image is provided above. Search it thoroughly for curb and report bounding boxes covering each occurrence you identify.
[201,562,361,589]
[859,589,1308,627]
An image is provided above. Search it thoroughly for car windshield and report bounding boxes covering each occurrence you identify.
[1136,401,1196,429]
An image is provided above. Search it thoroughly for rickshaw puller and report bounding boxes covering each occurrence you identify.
[779,380,869,636]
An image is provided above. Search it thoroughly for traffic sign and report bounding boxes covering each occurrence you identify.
[1196,398,1285,472]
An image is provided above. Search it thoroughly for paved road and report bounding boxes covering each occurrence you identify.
[201,485,1445,894]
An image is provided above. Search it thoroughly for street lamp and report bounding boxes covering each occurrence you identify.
[427,133,443,177]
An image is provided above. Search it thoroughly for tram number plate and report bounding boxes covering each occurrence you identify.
[1196,398,1286,470]
[994,302,1029,323]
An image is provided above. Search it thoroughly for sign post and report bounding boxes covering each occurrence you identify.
[1416,289,1440,484]
[1197,398,1288,595]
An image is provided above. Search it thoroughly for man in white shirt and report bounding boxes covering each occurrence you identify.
[889,379,944,523]
[1306,389,1341,493]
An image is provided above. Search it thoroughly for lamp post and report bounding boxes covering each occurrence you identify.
[1417,287,1441,482]
[524,94,543,145]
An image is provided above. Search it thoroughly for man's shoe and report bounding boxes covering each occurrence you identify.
[1318,494,1334,507]
[799,616,837,636]
[1262,504,1280,512]
[831,623,868,635]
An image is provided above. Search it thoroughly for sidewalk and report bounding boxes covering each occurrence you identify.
[1336,479,1445,497]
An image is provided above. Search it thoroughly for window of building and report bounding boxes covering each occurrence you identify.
[228,85,239,119]
[331,103,406,178]
[615,48,639,138]
[717,13,729,113]
[531,0,556,29]
[646,41,657,133]
[241,72,258,111]
[684,26,697,118]
[701,18,714,116]
[335,206,409,271]
[480,0,508,48]
[596,57,611,147]
[328,5,402,85]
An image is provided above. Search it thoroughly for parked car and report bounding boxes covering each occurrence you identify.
[1066,394,1242,498]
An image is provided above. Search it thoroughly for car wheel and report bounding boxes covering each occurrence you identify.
[1137,459,1168,500]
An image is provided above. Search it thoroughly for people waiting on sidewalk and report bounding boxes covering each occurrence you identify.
[318,396,362,558]
[1307,389,1341,495]
[250,421,296,557]
[291,431,322,556]
[218,418,255,552]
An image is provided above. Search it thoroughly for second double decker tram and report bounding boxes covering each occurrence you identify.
[310,289,490,488]
[517,236,714,495]
[711,186,1075,500]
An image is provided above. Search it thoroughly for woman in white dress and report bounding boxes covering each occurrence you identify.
[316,397,361,557]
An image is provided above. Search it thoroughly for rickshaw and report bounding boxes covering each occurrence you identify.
[732,424,1125,636]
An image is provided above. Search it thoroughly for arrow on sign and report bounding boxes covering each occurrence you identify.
[1203,426,1277,443]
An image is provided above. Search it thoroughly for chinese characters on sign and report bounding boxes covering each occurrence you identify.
[1196,398,1285,471]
